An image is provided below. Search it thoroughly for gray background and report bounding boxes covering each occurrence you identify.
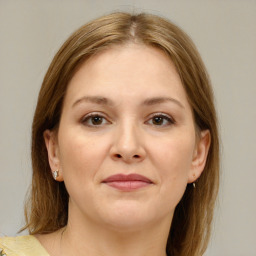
[0,1,256,255]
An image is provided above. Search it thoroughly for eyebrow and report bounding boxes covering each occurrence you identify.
[72,96,114,108]
[142,97,185,108]
[72,96,184,109]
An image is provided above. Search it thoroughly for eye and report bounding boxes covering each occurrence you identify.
[81,113,110,127]
[146,113,175,127]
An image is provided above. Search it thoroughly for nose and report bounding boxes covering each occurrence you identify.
[110,122,146,163]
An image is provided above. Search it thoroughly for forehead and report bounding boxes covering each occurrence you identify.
[64,44,190,109]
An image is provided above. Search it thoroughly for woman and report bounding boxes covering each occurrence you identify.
[0,12,219,256]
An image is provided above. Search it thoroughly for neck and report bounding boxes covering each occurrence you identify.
[60,211,171,256]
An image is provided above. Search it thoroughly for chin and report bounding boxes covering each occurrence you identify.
[96,202,161,232]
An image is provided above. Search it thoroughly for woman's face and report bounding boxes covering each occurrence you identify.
[45,44,209,231]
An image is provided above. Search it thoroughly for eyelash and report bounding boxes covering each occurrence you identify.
[81,112,175,127]
[81,112,110,127]
[146,113,175,127]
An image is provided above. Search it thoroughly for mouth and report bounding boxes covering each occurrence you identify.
[102,173,153,191]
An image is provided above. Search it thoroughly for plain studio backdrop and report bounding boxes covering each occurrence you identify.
[0,1,255,255]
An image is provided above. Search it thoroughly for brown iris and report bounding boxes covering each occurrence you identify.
[152,116,164,125]
[91,116,103,125]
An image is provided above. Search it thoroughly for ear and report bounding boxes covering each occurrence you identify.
[188,130,211,183]
[44,129,64,182]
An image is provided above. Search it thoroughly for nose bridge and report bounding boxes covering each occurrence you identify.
[116,117,140,151]
[111,117,145,162]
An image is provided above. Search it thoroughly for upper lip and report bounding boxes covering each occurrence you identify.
[102,173,153,183]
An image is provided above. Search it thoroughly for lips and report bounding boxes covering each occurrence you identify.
[102,173,153,191]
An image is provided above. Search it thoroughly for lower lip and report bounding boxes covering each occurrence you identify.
[104,181,151,191]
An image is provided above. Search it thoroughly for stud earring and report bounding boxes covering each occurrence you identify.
[53,169,59,180]
[193,173,196,188]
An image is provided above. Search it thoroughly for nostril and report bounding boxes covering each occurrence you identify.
[113,154,141,160]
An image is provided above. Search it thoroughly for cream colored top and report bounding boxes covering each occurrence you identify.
[0,235,49,256]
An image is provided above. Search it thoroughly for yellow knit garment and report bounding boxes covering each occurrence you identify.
[0,235,49,256]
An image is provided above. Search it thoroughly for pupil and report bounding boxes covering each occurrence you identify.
[153,117,163,125]
[92,116,102,125]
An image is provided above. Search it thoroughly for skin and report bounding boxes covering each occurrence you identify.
[39,44,210,256]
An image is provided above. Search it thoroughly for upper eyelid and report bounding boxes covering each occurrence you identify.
[80,111,175,123]
[148,112,171,117]
[81,112,110,121]
[147,112,175,121]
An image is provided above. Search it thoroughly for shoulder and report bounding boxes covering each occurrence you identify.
[0,235,49,256]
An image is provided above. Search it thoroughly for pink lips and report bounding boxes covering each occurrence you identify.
[102,174,153,191]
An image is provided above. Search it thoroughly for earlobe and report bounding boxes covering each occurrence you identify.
[188,130,211,183]
[43,130,63,182]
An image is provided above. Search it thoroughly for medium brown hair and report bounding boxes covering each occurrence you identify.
[23,12,219,256]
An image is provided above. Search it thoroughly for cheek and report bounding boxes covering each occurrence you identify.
[58,129,108,183]
[57,129,111,212]
[151,133,194,173]
[150,134,195,201]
